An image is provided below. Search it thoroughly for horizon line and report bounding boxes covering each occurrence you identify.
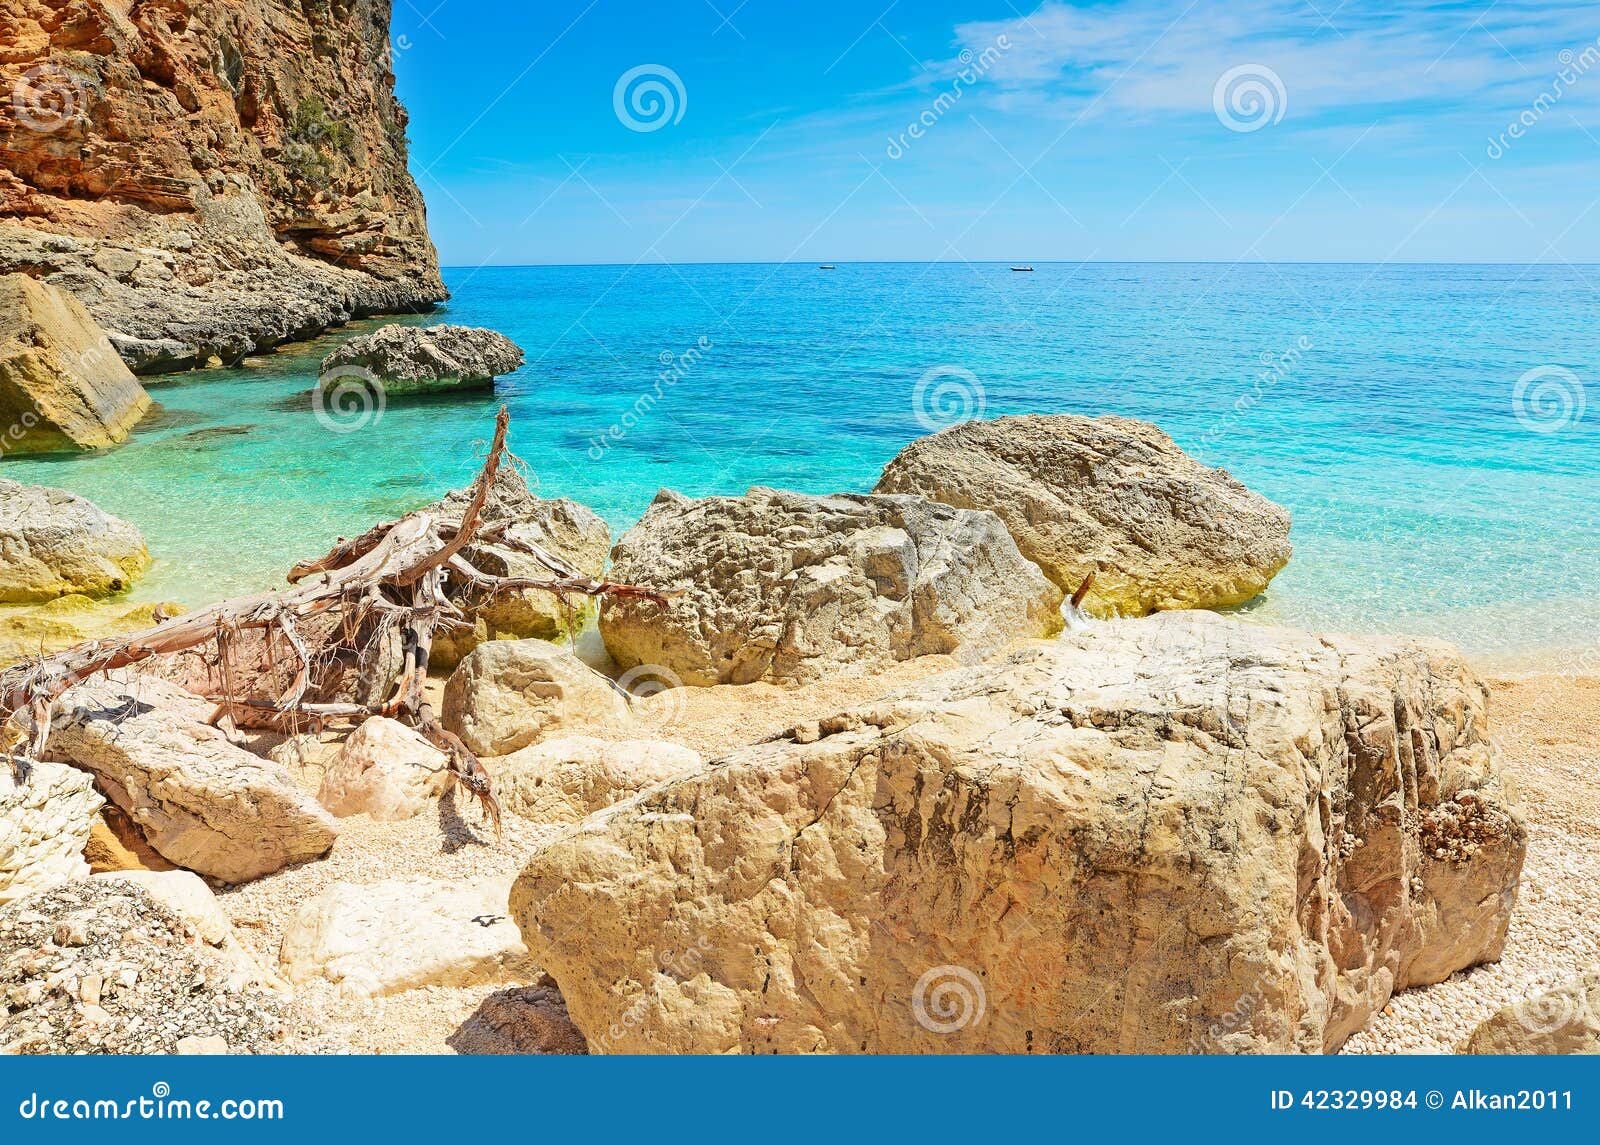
[438,258,1600,270]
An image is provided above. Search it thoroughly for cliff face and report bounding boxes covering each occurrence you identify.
[0,0,445,373]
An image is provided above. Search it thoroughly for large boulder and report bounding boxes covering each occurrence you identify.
[1461,971,1600,1054]
[428,467,611,669]
[873,415,1293,616]
[0,480,150,602]
[512,612,1526,1054]
[600,487,1064,686]
[0,759,102,904]
[279,877,533,998]
[317,716,453,821]
[442,639,628,757]
[43,675,339,883]
[0,879,291,1054]
[320,324,524,397]
[495,736,702,824]
[0,274,152,454]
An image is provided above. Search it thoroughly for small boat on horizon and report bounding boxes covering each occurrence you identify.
[1010,265,1034,272]
[818,264,836,270]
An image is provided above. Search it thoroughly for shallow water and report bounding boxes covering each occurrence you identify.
[6,262,1597,664]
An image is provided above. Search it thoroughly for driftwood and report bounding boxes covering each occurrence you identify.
[0,406,663,836]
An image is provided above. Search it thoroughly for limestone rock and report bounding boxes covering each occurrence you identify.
[320,324,523,395]
[428,467,611,669]
[447,981,589,1055]
[442,639,628,758]
[317,716,452,822]
[0,758,102,904]
[91,870,230,946]
[0,480,149,602]
[43,675,339,883]
[0,596,183,667]
[0,879,291,1054]
[874,415,1293,615]
[496,737,702,824]
[0,275,151,453]
[513,612,1525,1054]
[279,877,533,998]
[0,1,444,374]
[1462,971,1600,1054]
[600,487,1064,686]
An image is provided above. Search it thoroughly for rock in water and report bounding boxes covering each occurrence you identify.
[43,675,339,883]
[0,275,151,453]
[512,612,1526,1054]
[427,467,610,668]
[279,877,534,998]
[317,717,453,822]
[0,759,103,905]
[494,737,702,824]
[600,487,1064,686]
[1462,971,1600,1054]
[0,0,444,373]
[442,639,629,757]
[0,879,291,1054]
[0,480,150,602]
[0,596,181,667]
[320,324,524,396]
[874,415,1293,615]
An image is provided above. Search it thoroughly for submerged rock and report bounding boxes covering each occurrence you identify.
[0,480,150,603]
[279,877,533,998]
[513,611,1525,1054]
[0,596,183,668]
[442,638,628,757]
[0,275,151,454]
[428,467,611,668]
[874,414,1293,616]
[0,759,103,905]
[600,487,1064,686]
[1462,971,1600,1054]
[44,675,339,883]
[320,324,524,396]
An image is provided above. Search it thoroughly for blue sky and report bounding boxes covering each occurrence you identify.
[392,0,1600,265]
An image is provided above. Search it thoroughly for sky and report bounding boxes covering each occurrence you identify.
[391,0,1600,265]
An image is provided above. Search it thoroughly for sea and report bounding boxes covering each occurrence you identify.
[8,262,1597,669]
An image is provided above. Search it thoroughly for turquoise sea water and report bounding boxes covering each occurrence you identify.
[7,263,1597,666]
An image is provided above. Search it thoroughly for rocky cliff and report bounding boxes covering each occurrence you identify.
[0,0,445,373]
